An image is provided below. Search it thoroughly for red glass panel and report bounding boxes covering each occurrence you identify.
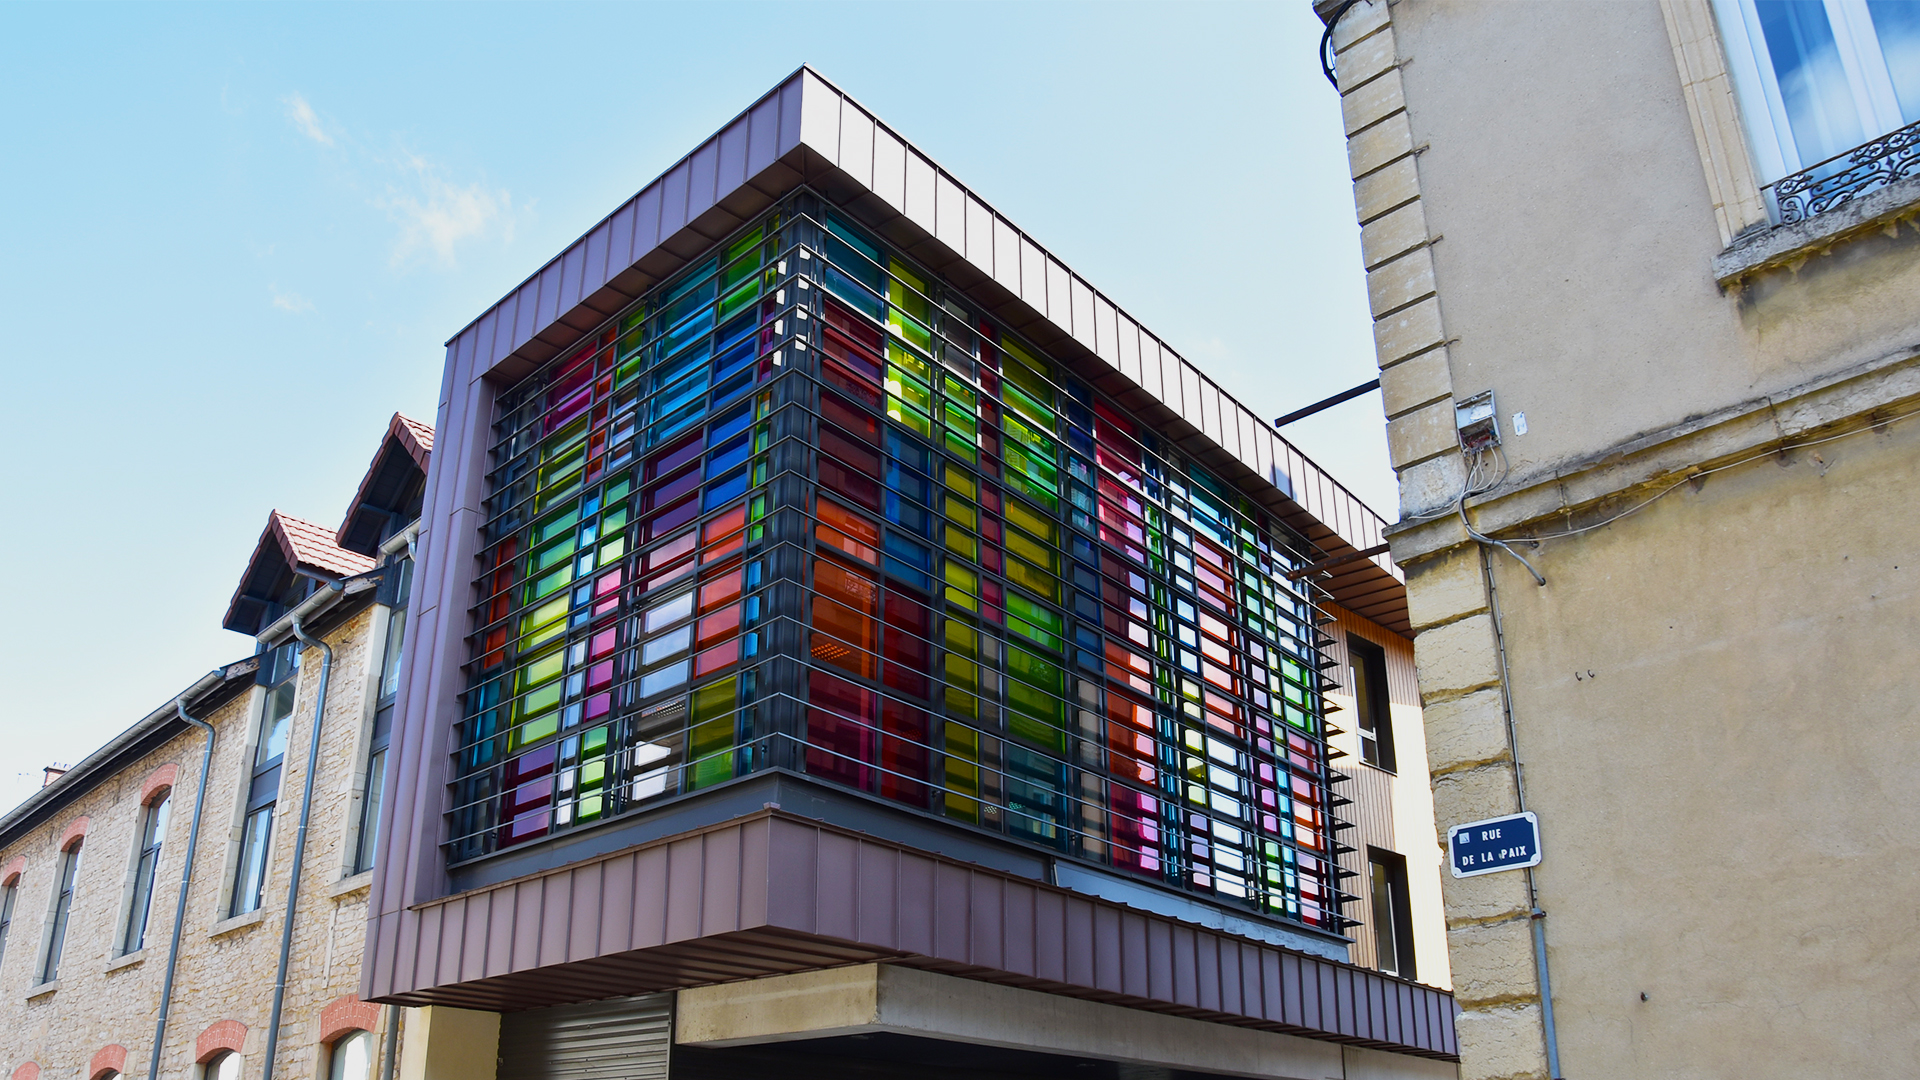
[882,591,931,699]
[805,670,877,790]
[878,698,929,807]
[694,640,739,677]
[697,605,741,650]
[699,568,744,612]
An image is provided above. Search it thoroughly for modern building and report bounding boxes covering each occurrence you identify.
[1320,1,1920,1077]
[364,68,1456,1080]
[0,416,429,1080]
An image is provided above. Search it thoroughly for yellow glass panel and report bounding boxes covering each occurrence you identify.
[944,562,978,612]
[1005,555,1057,600]
[944,465,977,500]
[943,494,977,528]
[1004,499,1056,543]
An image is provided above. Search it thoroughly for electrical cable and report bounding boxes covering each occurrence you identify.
[1524,403,1919,540]
[1320,0,1361,88]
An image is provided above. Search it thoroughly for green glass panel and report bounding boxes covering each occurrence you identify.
[688,677,738,790]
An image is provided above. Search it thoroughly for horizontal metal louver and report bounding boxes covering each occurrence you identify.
[498,993,673,1080]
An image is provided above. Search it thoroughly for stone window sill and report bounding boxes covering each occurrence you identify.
[25,980,59,1002]
[211,907,266,938]
[1715,172,1920,286]
[327,870,374,899]
[106,950,147,973]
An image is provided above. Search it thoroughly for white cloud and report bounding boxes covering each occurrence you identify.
[271,286,315,313]
[379,151,513,268]
[284,93,334,147]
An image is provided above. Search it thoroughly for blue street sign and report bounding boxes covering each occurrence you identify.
[1447,812,1542,878]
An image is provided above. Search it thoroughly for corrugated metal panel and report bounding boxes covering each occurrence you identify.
[374,811,1456,1059]
[498,993,674,1080]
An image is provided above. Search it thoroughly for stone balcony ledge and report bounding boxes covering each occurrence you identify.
[1715,172,1920,286]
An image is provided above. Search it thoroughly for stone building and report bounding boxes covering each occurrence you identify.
[362,67,1458,1080]
[0,416,429,1080]
[1319,1,1920,1077]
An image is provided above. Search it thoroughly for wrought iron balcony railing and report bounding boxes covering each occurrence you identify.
[1767,118,1920,225]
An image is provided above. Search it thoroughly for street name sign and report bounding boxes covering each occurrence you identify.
[1447,811,1541,878]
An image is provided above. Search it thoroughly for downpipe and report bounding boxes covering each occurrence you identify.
[1532,907,1564,1080]
[259,583,342,1080]
[146,671,226,1080]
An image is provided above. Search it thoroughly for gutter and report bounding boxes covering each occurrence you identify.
[146,669,228,1080]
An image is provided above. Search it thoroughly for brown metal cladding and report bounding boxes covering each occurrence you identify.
[367,811,1454,1059]
[368,66,1435,1061]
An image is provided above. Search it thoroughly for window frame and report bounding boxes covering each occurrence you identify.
[1347,635,1395,773]
[0,876,17,972]
[202,1050,243,1080]
[1367,847,1416,980]
[39,841,82,984]
[326,1029,376,1080]
[231,643,299,918]
[120,791,171,955]
[351,555,412,876]
[1714,0,1914,186]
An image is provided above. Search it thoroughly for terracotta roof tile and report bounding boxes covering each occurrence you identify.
[396,412,434,455]
[335,413,435,550]
[274,512,377,579]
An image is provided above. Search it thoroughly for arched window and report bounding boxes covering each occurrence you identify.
[326,1030,374,1080]
[202,1051,241,1080]
[40,840,82,983]
[122,792,171,954]
[94,1072,122,1080]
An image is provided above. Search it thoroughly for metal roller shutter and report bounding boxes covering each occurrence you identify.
[497,993,674,1080]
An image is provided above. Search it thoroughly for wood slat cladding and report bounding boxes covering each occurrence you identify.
[366,811,1455,1059]
[1318,602,1425,974]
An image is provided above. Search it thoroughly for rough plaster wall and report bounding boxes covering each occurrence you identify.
[1485,420,1920,1079]
[0,610,388,1080]
[1391,0,1920,488]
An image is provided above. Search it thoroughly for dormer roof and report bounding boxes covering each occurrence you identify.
[337,412,434,555]
[223,511,377,635]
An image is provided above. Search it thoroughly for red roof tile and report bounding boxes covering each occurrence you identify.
[222,510,380,634]
[394,412,434,464]
[274,512,377,579]
[335,413,435,549]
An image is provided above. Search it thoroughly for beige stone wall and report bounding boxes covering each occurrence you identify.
[1327,1,1920,1078]
[0,607,394,1079]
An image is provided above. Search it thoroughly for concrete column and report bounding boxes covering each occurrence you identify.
[397,1006,499,1080]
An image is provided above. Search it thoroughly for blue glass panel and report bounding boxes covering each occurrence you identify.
[703,467,751,510]
[1757,0,1865,163]
[1869,0,1920,122]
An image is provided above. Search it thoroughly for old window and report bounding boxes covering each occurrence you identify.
[1348,636,1395,772]
[1368,848,1415,979]
[203,1051,242,1080]
[354,558,411,875]
[41,841,81,983]
[0,876,17,971]
[122,792,171,953]
[1715,0,1920,215]
[327,1030,375,1080]
[234,642,298,916]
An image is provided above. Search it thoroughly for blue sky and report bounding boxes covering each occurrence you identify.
[0,2,1386,812]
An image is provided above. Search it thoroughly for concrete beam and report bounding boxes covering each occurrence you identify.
[397,1006,499,1080]
[676,964,1457,1080]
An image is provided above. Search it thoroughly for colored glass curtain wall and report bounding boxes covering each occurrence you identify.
[453,194,1350,932]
